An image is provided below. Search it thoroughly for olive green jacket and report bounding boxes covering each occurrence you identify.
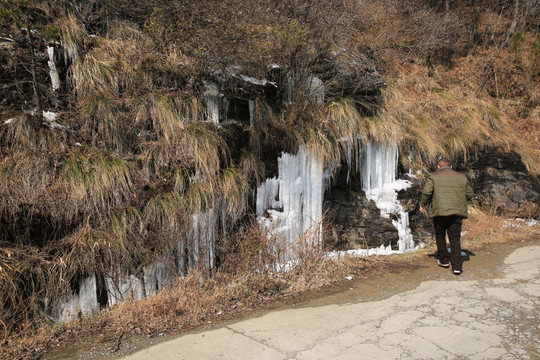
[419,166,474,218]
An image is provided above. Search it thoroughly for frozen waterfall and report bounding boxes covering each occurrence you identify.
[358,141,415,252]
[47,46,60,91]
[54,274,99,323]
[256,147,326,262]
[256,140,416,265]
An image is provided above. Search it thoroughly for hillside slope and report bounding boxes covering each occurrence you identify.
[0,0,538,355]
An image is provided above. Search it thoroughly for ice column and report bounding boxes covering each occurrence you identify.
[99,211,217,308]
[249,99,255,126]
[105,270,145,307]
[188,209,217,275]
[55,274,99,323]
[359,141,415,252]
[203,82,220,124]
[101,260,171,308]
[256,147,325,261]
[307,76,324,105]
[143,261,168,297]
[47,46,60,91]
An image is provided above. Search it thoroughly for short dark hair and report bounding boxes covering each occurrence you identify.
[437,158,452,167]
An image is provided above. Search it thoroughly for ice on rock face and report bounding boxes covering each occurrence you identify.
[358,141,415,252]
[256,147,325,261]
[60,209,217,317]
[143,261,169,297]
[256,140,416,264]
[47,46,60,91]
[105,270,145,307]
[55,274,99,323]
[203,82,220,124]
[188,209,217,275]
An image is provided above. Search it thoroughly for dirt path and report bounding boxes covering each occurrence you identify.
[43,239,539,360]
[116,241,539,359]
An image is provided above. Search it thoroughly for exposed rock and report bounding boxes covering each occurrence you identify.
[468,150,540,218]
[318,48,385,112]
[323,168,399,250]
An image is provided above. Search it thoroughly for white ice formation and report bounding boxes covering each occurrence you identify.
[358,141,415,252]
[203,82,220,124]
[102,262,169,307]
[307,76,324,105]
[54,275,99,323]
[55,207,218,321]
[256,140,416,265]
[256,147,326,262]
[47,46,60,91]
[187,210,217,275]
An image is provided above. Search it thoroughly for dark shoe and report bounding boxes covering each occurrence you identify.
[438,260,450,268]
[453,268,462,275]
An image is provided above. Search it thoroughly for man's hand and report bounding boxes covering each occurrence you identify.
[419,206,428,218]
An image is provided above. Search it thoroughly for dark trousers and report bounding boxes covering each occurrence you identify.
[433,215,463,270]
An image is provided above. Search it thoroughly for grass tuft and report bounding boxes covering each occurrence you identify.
[59,12,86,63]
[63,151,134,221]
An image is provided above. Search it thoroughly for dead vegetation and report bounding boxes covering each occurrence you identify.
[2,211,538,360]
[0,0,539,357]
[0,220,408,360]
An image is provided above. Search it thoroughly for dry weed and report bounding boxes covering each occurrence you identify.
[462,207,540,248]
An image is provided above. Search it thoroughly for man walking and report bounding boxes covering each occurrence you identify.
[419,158,474,275]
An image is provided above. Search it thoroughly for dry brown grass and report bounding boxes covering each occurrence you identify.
[0,245,52,338]
[62,151,135,222]
[59,12,87,63]
[0,152,56,221]
[2,210,538,360]
[378,63,529,174]
[462,207,540,248]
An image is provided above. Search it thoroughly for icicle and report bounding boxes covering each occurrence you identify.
[203,82,220,124]
[47,46,60,91]
[307,76,324,105]
[143,262,168,297]
[256,147,325,262]
[249,99,255,126]
[78,275,99,316]
[256,178,281,215]
[105,270,144,307]
[177,240,187,276]
[188,209,217,275]
[54,274,99,323]
[359,140,415,252]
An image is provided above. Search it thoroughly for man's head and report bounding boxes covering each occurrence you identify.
[437,158,452,168]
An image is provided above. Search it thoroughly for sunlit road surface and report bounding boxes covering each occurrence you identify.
[122,245,540,360]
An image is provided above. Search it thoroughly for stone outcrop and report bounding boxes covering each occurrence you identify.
[468,150,540,218]
[324,169,400,250]
[324,150,540,251]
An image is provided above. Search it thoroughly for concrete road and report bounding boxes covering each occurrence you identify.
[121,245,540,360]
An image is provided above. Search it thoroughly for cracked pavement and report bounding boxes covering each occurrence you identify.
[121,245,540,360]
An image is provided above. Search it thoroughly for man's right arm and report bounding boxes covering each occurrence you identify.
[419,175,434,207]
